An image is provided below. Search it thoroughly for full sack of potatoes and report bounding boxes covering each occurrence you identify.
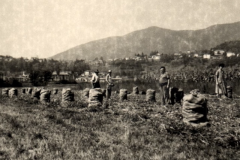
[182,90,208,127]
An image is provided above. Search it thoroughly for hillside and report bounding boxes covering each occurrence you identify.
[50,21,240,60]
[213,40,240,53]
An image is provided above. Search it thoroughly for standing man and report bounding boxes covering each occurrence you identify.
[215,64,227,99]
[159,66,170,106]
[91,70,100,88]
[106,70,113,99]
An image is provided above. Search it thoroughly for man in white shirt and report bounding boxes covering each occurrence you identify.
[106,70,114,99]
[91,70,100,88]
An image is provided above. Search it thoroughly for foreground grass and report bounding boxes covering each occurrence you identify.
[1,91,240,159]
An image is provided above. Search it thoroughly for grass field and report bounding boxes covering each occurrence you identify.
[1,88,240,159]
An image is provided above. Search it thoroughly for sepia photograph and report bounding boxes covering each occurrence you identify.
[1,0,240,159]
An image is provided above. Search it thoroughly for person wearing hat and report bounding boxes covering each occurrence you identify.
[91,69,100,88]
[106,70,114,99]
[158,66,170,106]
[215,63,227,99]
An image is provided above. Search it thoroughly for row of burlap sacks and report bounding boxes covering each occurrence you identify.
[125,86,154,96]
[128,85,231,103]
[22,88,58,95]
[2,87,211,127]
[119,89,157,102]
[1,87,81,107]
[2,87,205,108]
[84,88,157,106]
[5,87,59,96]
[1,88,18,98]
[123,86,184,105]
[0,88,76,107]
[132,85,232,103]
[87,86,232,109]
[84,86,184,107]
[42,87,202,109]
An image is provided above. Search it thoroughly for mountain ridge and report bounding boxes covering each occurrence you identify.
[50,21,240,60]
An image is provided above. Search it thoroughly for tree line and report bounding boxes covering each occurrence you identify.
[0,57,90,73]
[0,56,90,86]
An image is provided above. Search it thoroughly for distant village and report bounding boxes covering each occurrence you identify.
[107,49,239,62]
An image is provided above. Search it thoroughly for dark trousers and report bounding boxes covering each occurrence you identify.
[106,84,112,99]
[92,82,100,88]
[159,83,169,105]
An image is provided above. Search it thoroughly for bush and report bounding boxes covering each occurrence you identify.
[0,79,22,87]
[10,79,22,87]
[29,70,52,86]
[56,80,77,84]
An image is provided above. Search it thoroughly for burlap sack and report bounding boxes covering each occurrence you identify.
[134,76,138,82]
[101,89,106,98]
[2,88,9,97]
[9,88,18,98]
[21,88,26,94]
[88,88,103,107]
[27,88,32,95]
[190,89,200,96]
[182,91,208,127]
[139,91,146,95]
[40,89,51,103]
[61,88,74,107]
[32,88,41,100]
[83,88,90,98]
[169,87,178,105]
[119,89,127,101]
[132,86,139,95]
[52,88,58,95]
[146,89,156,102]
[176,88,184,103]
[226,86,232,98]
[183,94,206,104]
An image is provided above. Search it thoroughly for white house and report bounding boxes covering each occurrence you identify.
[152,55,161,60]
[52,71,73,81]
[214,50,225,55]
[136,56,144,61]
[84,70,91,76]
[226,52,236,57]
[193,53,199,57]
[174,53,181,56]
[203,54,211,59]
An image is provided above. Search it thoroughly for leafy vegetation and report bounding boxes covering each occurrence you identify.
[0,56,90,86]
[0,56,90,74]
[0,79,22,87]
[29,70,52,86]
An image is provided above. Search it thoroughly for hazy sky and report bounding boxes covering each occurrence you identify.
[1,0,240,58]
